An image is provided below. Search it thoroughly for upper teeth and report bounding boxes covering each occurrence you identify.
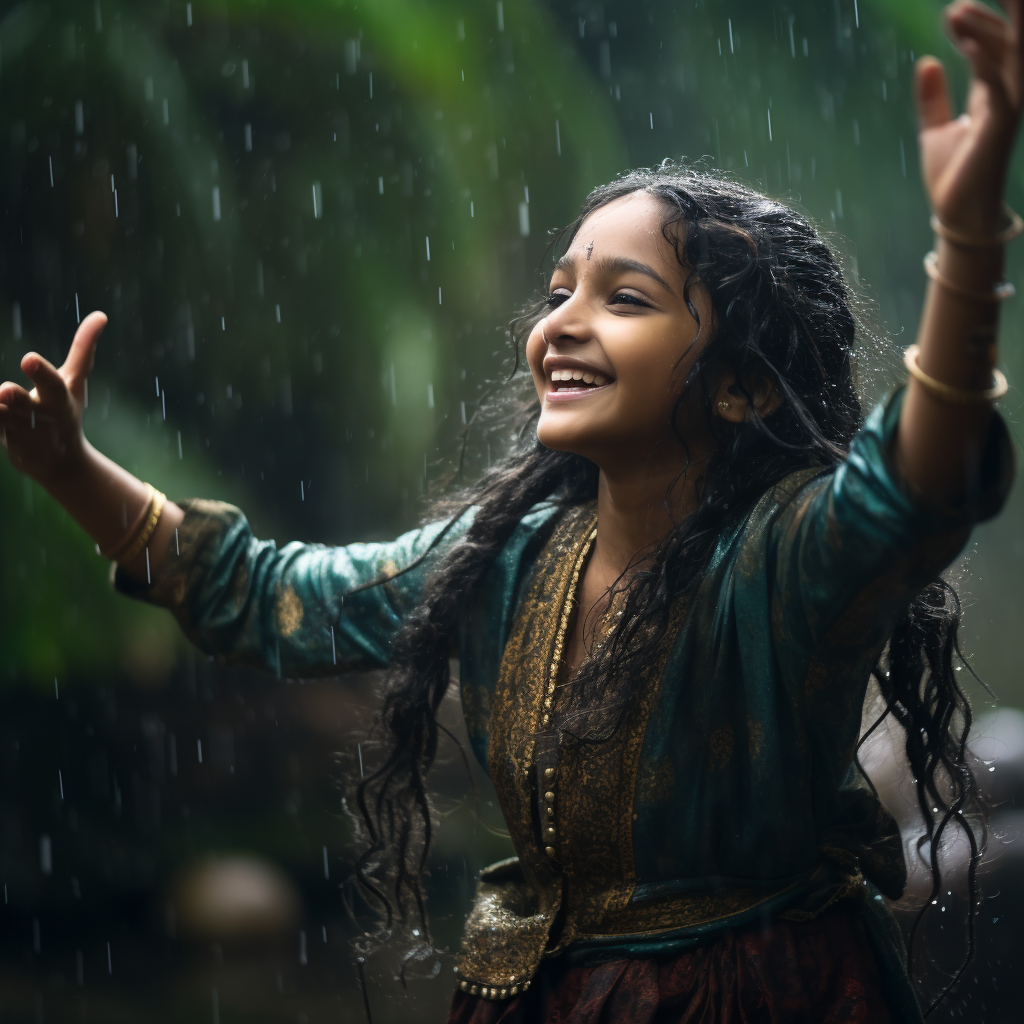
[550,368,610,386]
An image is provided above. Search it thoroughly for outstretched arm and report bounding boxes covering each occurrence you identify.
[0,312,466,675]
[897,0,1023,505]
[0,311,184,582]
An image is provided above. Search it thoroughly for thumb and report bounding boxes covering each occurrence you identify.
[915,55,955,129]
[62,310,107,389]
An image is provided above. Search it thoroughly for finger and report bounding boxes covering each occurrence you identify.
[62,310,107,385]
[947,2,1014,59]
[949,3,1017,84]
[20,352,70,405]
[0,403,55,428]
[916,56,955,128]
[950,0,1010,34]
[0,381,35,414]
[0,405,34,428]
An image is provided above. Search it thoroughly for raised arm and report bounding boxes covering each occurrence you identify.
[897,0,1023,505]
[0,311,184,583]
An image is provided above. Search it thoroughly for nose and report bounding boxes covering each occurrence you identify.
[541,297,589,347]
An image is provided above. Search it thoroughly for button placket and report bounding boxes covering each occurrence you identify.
[536,527,597,858]
[519,525,596,864]
[542,766,557,856]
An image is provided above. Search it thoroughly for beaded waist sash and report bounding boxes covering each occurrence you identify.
[451,857,829,1000]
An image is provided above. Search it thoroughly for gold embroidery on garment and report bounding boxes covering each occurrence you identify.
[455,507,597,996]
[457,503,754,997]
[276,585,304,637]
[144,499,237,616]
[635,755,676,807]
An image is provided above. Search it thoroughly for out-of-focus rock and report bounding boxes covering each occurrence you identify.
[170,854,302,940]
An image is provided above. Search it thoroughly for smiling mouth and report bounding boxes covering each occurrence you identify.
[549,368,613,391]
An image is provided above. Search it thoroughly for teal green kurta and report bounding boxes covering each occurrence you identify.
[117,391,1012,1020]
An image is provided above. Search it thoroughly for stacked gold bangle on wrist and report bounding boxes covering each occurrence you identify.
[922,251,1016,304]
[102,484,167,565]
[907,205,1019,405]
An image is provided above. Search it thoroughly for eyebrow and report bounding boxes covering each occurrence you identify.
[553,253,675,294]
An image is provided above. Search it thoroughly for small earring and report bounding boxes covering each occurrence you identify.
[717,400,731,410]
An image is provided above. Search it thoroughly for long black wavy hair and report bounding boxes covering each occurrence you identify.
[349,163,983,1013]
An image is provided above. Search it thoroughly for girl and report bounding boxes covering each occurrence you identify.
[2,2,1021,1020]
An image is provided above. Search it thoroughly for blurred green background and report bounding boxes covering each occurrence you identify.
[1,1,1022,1021]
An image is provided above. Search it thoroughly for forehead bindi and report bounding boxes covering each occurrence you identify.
[570,196,673,263]
[559,195,681,286]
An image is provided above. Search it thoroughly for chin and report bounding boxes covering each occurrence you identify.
[535,420,596,458]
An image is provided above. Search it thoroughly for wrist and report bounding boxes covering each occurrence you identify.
[931,182,1009,240]
[934,236,1006,291]
[43,438,102,502]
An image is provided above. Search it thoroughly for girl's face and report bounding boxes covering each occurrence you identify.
[525,192,713,469]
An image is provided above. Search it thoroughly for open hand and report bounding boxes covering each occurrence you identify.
[0,311,106,486]
[916,0,1024,234]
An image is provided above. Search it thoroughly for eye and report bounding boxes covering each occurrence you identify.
[611,292,650,308]
[544,289,571,308]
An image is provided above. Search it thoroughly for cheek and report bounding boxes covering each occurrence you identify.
[614,344,689,426]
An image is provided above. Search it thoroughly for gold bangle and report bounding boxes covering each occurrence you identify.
[103,486,166,564]
[923,251,1015,303]
[102,484,155,560]
[116,489,166,566]
[930,204,1024,247]
[904,344,1008,405]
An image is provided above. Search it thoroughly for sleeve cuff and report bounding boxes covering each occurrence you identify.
[111,498,244,615]
[871,386,1015,528]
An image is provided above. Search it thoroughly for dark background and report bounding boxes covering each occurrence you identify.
[1,1,1023,1021]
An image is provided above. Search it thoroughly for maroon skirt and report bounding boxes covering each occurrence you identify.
[447,903,892,1024]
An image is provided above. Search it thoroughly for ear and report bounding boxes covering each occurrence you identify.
[712,369,782,423]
